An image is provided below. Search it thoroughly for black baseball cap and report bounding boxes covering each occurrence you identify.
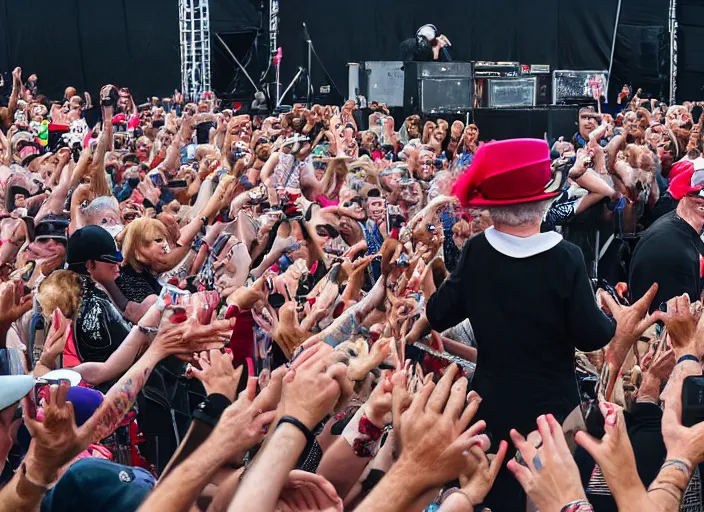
[31,216,69,243]
[66,225,123,270]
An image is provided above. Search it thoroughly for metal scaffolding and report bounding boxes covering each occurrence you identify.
[179,0,211,102]
[669,0,678,104]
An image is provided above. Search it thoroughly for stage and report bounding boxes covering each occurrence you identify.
[354,105,582,145]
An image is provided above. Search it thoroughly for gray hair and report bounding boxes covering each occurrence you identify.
[487,199,553,227]
[83,195,119,216]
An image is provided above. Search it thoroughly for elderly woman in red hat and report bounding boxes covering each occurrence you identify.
[425,138,617,511]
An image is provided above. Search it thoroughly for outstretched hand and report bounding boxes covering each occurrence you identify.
[508,414,587,512]
[22,382,101,484]
[600,282,660,400]
[391,364,485,491]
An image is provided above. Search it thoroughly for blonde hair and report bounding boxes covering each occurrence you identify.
[321,158,349,198]
[37,270,82,320]
[118,217,169,271]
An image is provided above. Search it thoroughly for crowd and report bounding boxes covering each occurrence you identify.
[0,62,704,512]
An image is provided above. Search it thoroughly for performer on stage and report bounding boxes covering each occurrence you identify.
[400,24,452,62]
[425,139,617,511]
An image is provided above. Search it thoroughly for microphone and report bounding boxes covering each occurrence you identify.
[302,22,311,43]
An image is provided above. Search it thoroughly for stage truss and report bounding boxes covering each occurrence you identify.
[179,0,212,101]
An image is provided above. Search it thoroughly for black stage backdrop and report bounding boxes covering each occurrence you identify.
[0,0,259,103]
[0,0,681,104]
[678,0,704,102]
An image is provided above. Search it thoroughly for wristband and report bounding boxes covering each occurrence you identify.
[277,415,315,446]
[660,458,692,477]
[341,412,383,458]
[676,354,700,365]
[137,325,158,335]
[193,393,232,427]
[20,461,52,491]
[561,500,593,512]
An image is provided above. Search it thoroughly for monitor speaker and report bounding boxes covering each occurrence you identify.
[403,62,473,114]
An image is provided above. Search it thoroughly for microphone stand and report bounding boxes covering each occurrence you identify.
[301,22,343,107]
[277,67,306,108]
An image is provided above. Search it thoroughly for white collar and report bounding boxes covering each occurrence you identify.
[484,226,562,258]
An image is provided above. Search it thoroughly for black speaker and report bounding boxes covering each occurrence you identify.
[403,62,473,114]
[535,73,552,105]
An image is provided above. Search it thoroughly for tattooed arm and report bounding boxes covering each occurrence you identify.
[306,276,386,348]
[89,346,161,442]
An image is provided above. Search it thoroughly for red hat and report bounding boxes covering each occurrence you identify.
[668,162,704,200]
[668,160,694,182]
[452,139,560,207]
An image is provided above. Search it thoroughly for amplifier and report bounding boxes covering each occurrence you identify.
[360,61,405,107]
[474,61,520,77]
[403,62,473,114]
[475,77,536,108]
[553,70,608,105]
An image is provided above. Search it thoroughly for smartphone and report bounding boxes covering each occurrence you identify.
[682,375,704,427]
[167,179,188,188]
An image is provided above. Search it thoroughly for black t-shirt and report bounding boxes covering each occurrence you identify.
[116,265,162,304]
[629,210,704,313]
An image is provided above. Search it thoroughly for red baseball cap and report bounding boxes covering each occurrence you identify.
[668,160,694,182]
[668,161,704,200]
[452,139,560,207]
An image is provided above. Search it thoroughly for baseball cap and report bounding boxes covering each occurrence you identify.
[41,458,156,512]
[66,225,123,270]
[668,159,704,200]
[0,375,33,411]
[417,24,438,41]
[31,216,69,243]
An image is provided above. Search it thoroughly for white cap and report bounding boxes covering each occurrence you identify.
[417,24,438,41]
[0,375,33,411]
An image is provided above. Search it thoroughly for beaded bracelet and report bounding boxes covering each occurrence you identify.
[561,500,593,512]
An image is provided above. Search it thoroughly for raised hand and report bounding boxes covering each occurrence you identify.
[38,309,71,369]
[191,349,242,401]
[600,283,660,399]
[459,438,508,507]
[205,376,278,464]
[508,414,588,512]
[364,371,395,427]
[657,294,702,357]
[22,382,99,485]
[0,279,32,335]
[575,402,648,509]
[281,346,346,429]
[153,309,234,358]
[392,364,484,490]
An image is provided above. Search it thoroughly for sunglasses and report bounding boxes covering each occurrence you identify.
[316,225,340,239]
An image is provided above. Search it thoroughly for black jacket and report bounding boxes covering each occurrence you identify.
[427,232,614,434]
[74,275,132,363]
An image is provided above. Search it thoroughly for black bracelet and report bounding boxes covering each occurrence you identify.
[677,354,700,365]
[277,415,314,445]
[193,393,232,427]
